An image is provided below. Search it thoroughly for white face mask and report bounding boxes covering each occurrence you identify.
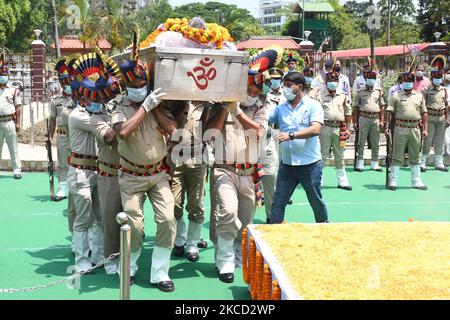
[416,71,424,78]
[242,95,258,107]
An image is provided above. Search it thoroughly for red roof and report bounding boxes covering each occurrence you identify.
[237,37,301,50]
[331,43,429,58]
[51,38,112,50]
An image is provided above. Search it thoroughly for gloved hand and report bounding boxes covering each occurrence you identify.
[226,102,242,117]
[142,88,166,113]
[203,142,215,168]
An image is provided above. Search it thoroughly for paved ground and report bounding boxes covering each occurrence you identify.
[0,169,449,300]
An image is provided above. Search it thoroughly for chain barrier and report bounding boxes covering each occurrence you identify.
[0,252,120,294]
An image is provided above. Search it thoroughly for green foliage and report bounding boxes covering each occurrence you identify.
[136,0,173,40]
[0,0,18,46]
[417,0,450,42]
[171,1,264,41]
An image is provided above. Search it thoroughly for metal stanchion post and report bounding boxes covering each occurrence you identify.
[116,212,131,300]
[30,95,35,147]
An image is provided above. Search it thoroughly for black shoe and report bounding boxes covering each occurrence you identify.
[13,174,22,180]
[387,186,397,191]
[219,273,234,283]
[54,196,66,202]
[173,245,184,257]
[187,252,199,262]
[337,185,352,191]
[130,276,135,286]
[153,280,175,292]
[197,239,208,249]
[435,166,449,172]
[413,186,428,191]
[287,199,293,205]
[354,168,363,172]
[420,167,426,173]
[371,168,383,172]
[266,218,271,224]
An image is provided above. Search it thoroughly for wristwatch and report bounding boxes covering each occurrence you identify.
[289,132,295,140]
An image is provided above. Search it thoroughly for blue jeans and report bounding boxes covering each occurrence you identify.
[270,160,328,224]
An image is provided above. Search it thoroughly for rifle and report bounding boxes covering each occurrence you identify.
[385,112,395,189]
[353,107,360,171]
[46,118,55,201]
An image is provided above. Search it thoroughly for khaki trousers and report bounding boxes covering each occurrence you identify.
[118,170,176,252]
[56,133,69,184]
[320,125,345,169]
[392,127,421,166]
[357,117,380,161]
[68,167,100,231]
[0,120,20,170]
[98,175,122,257]
[172,164,207,223]
[422,115,446,157]
[213,168,256,244]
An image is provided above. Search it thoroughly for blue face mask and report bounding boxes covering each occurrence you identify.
[64,85,72,95]
[264,83,270,93]
[283,87,296,101]
[127,86,148,102]
[327,81,339,91]
[270,79,281,89]
[432,78,442,86]
[305,77,313,85]
[0,76,8,84]
[366,79,376,87]
[403,82,413,91]
[86,102,102,113]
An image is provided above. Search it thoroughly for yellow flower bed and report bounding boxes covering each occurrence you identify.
[140,18,233,49]
[253,222,450,300]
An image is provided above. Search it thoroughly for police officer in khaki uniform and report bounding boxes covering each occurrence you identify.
[167,100,209,262]
[0,61,22,179]
[49,58,75,200]
[90,63,124,274]
[303,57,320,100]
[420,59,448,172]
[386,72,428,190]
[354,69,385,172]
[112,42,177,291]
[261,68,284,223]
[68,53,109,272]
[316,71,353,190]
[207,81,268,283]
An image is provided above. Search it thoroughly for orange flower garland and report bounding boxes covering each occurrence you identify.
[140,18,233,49]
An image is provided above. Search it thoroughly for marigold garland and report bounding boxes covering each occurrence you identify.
[140,18,234,49]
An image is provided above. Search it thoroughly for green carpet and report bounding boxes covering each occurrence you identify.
[0,167,449,300]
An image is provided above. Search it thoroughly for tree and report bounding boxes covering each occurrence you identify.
[375,17,421,46]
[0,0,20,47]
[417,0,450,42]
[171,1,263,41]
[136,0,173,40]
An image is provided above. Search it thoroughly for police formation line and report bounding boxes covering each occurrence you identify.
[0,47,449,292]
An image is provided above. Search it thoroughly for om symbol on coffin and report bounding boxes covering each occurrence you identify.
[187,57,217,90]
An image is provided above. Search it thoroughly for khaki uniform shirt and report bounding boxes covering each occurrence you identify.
[316,91,352,121]
[68,106,97,156]
[111,95,172,165]
[387,90,427,120]
[91,107,120,166]
[421,85,448,111]
[304,86,320,100]
[215,100,268,165]
[265,88,285,113]
[354,87,386,112]
[169,101,208,167]
[51,95,73,127]
[0,84,22,115]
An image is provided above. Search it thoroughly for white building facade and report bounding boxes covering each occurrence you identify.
[259,0,293,32]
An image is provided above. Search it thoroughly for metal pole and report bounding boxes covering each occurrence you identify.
[31,95,35,147]
[387,0,391,47]
[116,212,131,300]
[302,0,305,42]
[369,0,375,64]
[51,0,61,58]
